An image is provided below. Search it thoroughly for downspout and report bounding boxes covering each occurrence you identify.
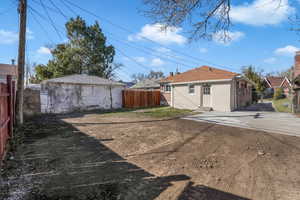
[171,85,174,107]
[109,84,113,109]
[200,84,203,107]
[233,78,237,110]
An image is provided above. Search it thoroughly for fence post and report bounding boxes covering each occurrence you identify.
[7,75,13,137]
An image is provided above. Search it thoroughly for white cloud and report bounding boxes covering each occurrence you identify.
[134,56,146,63]
[199,48,208,53]
[37,46,51,55]
[230,0,294,26]
[212,31,245,45]
[263,57,277,64]
[0,28,34,44]
[155,47,172,53]
[274,45,299,56]
[150,58,165,66]
[128,23,187,45]
[0,30,18,44]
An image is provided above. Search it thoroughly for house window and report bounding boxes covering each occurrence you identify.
[164,84,171,92]
[188,84,195,94]
[203,85,211,95]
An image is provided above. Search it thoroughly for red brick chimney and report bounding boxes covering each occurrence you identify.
[294,51,300,78]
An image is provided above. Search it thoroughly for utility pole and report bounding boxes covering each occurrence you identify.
[16,0,27,125]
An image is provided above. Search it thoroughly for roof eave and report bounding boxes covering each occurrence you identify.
[43,81,125,86]
[170,78,234,85]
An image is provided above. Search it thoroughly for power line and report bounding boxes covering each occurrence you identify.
[33,0,238,75]
[106,31,200,67]
[30,0,66,17]
[27,0,238,82]
[110,37,195,70]
[38,0,63,40]
[59,0,77,16]
[28,8,56,45]
[31,0,197,70]
[27,5,65,39]
[48,0,69,20]
[111,38,239,76]
[42,0,237,74]
[0,0,17,16]
[115,47,153,72]
[27,0,237,81]
[61,0,238,72]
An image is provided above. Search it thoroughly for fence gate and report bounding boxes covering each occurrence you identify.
[122,90,161,108]
[0,75,15,162]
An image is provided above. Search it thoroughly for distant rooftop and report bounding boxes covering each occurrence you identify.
[131,79,161,89]
[265,76,285,88]
[42,74,125,86]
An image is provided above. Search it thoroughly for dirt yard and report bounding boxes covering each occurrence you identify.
[1,109,300,200]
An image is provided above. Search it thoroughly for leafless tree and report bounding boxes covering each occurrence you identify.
[142,0,231,41]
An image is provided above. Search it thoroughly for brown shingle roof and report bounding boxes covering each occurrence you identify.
[0,64,17,76]
[160,66,238,83]
[265,77,285,88]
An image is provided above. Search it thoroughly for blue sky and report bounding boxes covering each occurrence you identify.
[1,0,300,81]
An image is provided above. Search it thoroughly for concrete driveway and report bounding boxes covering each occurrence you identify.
[183,104,300,137]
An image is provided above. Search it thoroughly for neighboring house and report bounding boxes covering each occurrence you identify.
[0,63,18,83]
[40,74,125,113]
[294,51,300,112]
[130,79,160,90]
[264,76,292,97]
[160,66,253,112]
[119,81,135,88]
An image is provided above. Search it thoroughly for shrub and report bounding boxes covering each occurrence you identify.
[273,88,285,100]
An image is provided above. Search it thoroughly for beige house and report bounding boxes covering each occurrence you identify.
[160,66,253,112]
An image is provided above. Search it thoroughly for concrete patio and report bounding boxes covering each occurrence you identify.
[183,111,300,137]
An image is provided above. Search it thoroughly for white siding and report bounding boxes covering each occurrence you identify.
[172,82,233,112]
[211,83,232,112]
[172,84,201,110]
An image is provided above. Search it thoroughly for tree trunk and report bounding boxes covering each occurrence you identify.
[16,0,27,125]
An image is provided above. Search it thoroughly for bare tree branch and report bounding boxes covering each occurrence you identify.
[142,0,231,41]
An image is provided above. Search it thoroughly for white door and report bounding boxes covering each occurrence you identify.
[202,85,211,107]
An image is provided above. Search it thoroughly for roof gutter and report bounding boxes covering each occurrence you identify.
[43,81,125,87]
[170,78,233,85]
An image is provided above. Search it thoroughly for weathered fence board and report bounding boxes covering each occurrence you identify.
[122,90,160,108]
[0,75,15,162]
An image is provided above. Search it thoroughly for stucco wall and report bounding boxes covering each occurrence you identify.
[171,80,253,112]
[172,84,201,110]
[211,83,232,112]
[41,83,124,113]
[172,82,233,112]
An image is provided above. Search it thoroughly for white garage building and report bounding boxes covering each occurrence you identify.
[41,74,125,113]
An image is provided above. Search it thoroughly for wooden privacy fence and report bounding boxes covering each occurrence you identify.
[0,75,15,162]
[122,90,161,108]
